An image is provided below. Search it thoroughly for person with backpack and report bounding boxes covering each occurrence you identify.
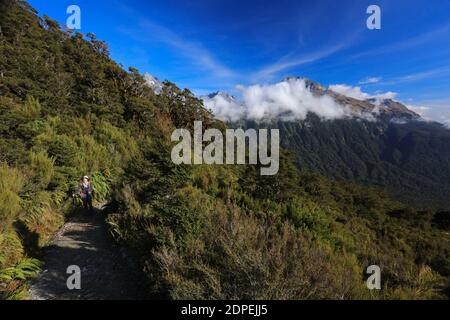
[79,175,93,212]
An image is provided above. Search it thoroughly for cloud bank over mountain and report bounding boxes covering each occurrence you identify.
[202,78,350,122]
[329,84,397,102]
[407,100,450,128]
[142,72,423,124]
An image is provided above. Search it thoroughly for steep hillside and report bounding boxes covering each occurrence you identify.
[236,115,450,210]
[206,77,450,210]
[306,77,420,120]
[0,0,449,300]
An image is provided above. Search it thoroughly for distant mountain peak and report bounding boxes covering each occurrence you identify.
[206,91,236,101]
[364,98,421,119]
[202,77,422,123]
[284,76,326,92]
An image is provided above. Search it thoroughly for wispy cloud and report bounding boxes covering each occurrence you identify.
[377,66,450,86]
[138,20,237,79]
[118,19,356,90]
[114,2,364,89]
[352,23,450,59]
[120,19,346,88]
[358,77,382,85]
[250,43,346,82]
[113,1,238,82]
[249,26,364,83]
[395,67,450,82]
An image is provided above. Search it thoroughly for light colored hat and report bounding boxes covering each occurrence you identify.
[83,176,90,180]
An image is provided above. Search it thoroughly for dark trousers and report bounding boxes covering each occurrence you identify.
[82,194,93,212]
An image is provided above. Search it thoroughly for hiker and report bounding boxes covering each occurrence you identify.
[79,175,94,212]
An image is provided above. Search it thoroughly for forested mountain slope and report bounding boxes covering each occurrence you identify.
[0,0,449,300]
[235,115,450,210]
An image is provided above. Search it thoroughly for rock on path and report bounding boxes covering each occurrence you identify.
[28,210,146,300]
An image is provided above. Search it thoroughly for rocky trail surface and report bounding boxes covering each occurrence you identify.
[28,207,146,300]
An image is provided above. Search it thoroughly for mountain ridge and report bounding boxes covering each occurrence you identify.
[199,76,422,123]
[143,74,450,209]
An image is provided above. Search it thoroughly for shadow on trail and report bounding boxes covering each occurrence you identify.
[28,207,148,300]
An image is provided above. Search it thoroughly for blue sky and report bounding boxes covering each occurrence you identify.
[28,0,450,123]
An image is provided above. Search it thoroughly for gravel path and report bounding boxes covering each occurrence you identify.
[28,209,146,300]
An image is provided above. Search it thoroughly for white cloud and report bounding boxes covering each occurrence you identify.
[202,93,245,122]
[202,81,450,126]
[202,78,351,122]
[406,100,450,127]
[329,84,397,102]
[406,105,430,118]
[358,77,382,85]
[329,84,369,100]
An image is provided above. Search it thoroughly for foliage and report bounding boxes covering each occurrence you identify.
[90,171,111,203]
[0,258,42,300]
[239,116,450,210]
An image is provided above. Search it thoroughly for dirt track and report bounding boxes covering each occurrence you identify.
[28,209,146,300]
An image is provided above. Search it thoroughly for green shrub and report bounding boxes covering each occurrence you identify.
[0,231,24,270]
[151,201,364,299]
[29,151,54,189]
[90,171,111,203]
[0,164,23,233]
[0,258,42,300]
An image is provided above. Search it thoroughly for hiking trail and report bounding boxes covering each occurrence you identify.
[28,205,146,300]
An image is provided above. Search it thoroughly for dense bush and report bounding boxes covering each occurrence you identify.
[239,117,450,210]
[150,202,364,300]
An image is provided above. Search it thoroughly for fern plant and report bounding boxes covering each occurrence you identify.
[90,171,111,203]
[0,258,42,300]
